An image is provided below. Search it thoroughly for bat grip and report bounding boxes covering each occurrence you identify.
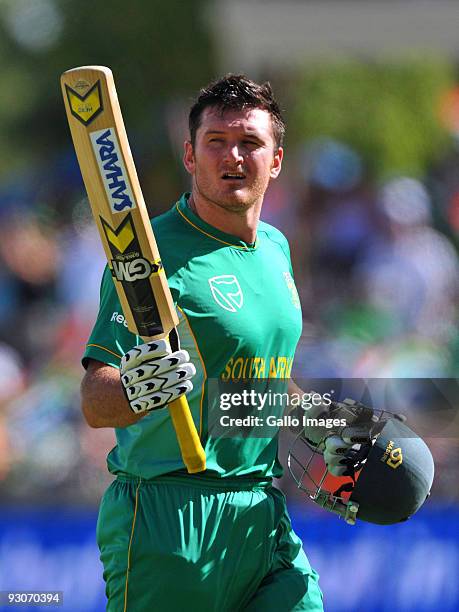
[168,395,206,473]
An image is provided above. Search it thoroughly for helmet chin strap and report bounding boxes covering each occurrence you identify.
[312,490,360,526]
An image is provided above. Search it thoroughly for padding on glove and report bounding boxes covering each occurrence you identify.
[120,338,196,414]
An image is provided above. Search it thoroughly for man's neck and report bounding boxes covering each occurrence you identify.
[188,192,261,244]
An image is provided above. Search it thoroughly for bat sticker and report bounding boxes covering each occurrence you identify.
[90,128,136,213]
[65,80,103,125]
[101,215,164,336]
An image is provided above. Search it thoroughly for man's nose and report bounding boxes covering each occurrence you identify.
[224,144,244,163]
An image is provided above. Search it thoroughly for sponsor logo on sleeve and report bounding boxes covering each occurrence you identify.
[90,128,136,213]
[111,312,129,328]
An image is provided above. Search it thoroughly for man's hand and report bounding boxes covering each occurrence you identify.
[120,339,196,414]
[303,398,377,446]
[301,397,382,476]
[298,397,406,476]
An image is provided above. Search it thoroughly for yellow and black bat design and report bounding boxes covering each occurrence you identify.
[61,66,206,473]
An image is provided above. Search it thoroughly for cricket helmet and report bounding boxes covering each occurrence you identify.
[288,412,434,525]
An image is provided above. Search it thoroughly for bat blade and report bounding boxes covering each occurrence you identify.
[61,65,206,473]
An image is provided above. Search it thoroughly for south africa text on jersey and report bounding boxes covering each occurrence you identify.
[222,356,294,380]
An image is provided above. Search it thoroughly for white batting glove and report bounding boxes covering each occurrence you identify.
[301,397,406,476]
[322,436,367,477]
[301,397,379,476]
[120,339,196,414]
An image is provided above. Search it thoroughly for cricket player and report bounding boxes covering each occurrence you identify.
[81,75,325,611]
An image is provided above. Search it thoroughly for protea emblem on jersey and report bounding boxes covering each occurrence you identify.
[208,275,244,312]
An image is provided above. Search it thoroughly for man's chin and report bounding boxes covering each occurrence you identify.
[216,197,253,214]
[214,188,255,211]
[195,182,258,213]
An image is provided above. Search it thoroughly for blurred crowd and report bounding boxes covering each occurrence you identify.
[0,111,458,508]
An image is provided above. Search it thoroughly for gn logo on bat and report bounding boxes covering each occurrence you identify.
[111,258,162,282]
[90,128,136,213]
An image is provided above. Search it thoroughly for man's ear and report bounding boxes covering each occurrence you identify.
[270,146,283,179]
[183,140,195,175]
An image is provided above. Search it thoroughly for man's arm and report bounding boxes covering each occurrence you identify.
[81,359,144,428]
[81,340,196,428]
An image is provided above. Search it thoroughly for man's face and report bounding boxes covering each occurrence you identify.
[183,106,283,213]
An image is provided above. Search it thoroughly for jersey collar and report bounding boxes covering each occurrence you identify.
[175,193,258,250]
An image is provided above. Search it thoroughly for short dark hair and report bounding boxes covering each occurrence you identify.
[188,74,285,150]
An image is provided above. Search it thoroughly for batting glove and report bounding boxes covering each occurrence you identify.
[120,338,196,414]
[302,397,405,476]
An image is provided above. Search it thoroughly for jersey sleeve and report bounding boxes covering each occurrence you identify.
[82,266,138,369]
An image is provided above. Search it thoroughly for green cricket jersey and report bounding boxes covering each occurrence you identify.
[83,193,302,480]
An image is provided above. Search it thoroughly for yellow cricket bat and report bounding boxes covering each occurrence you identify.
[60,65,206,473]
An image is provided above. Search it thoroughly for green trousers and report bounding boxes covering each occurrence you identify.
[97,475,323,611]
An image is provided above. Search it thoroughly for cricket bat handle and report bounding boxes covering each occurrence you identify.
[168,395,206,473]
